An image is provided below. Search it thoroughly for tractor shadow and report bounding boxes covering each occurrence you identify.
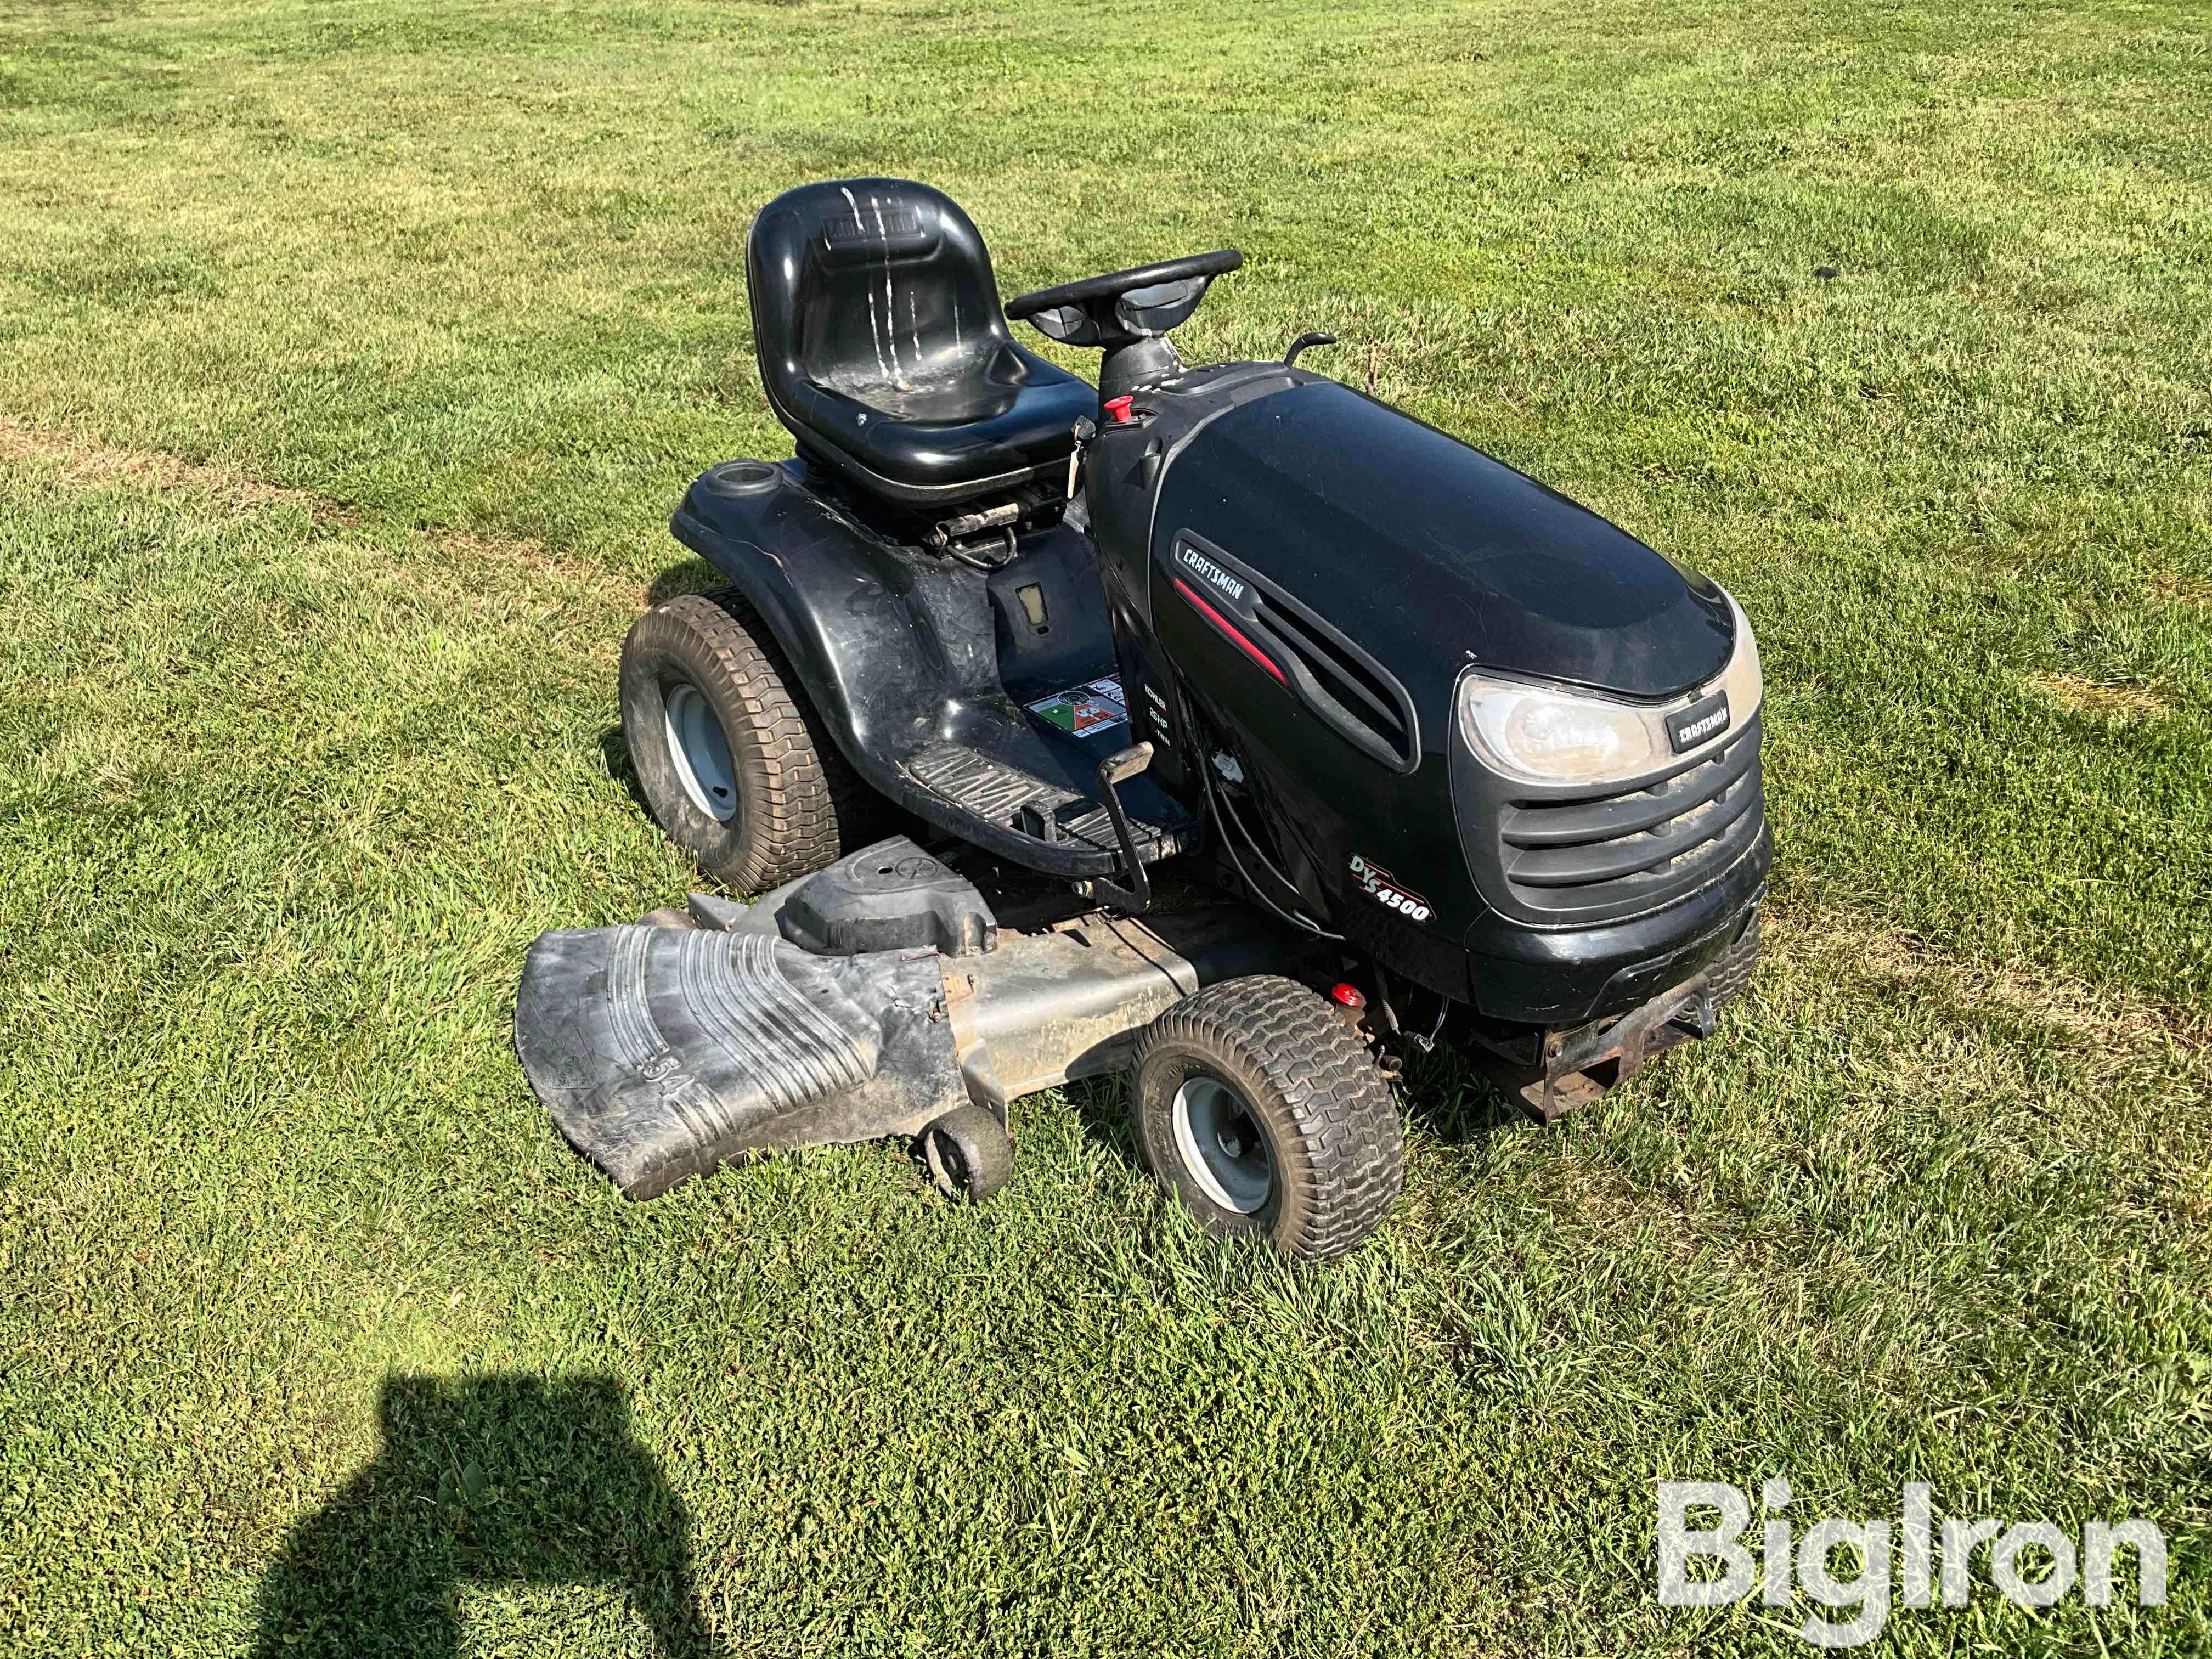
[598,723,654,821]
[254,1373,715,1658]
[1064,1073,1141,1169]
[1392,1039,1532,1143]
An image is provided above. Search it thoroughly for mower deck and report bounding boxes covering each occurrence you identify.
[515,838,1310,1201]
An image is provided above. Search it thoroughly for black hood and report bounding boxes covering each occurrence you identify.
[1150,380,1733,704]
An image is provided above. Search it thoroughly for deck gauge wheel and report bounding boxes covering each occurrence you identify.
[918,1104,1015,1203]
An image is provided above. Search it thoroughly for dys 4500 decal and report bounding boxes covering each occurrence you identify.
[1349,855,1431,924]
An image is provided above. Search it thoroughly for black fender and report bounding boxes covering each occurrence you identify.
[668,458,994,793]
[665,458,1174,877]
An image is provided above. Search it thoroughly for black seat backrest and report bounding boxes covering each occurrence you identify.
[748,178,1020,411]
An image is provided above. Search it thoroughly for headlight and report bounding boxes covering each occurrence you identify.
[1459,680,1664,783]
[1457,591,1762,787]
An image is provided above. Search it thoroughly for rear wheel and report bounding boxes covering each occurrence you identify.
[618,588,874,892]
[1129,975,1404,1262]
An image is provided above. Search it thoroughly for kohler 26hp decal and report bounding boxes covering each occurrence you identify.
[1350,854,1431,924]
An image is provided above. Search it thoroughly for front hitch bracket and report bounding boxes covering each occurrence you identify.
[1469,971,1716,1124]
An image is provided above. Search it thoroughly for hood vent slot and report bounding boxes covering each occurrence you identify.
[1171,531,1421,774]
[1252,599,1414,766]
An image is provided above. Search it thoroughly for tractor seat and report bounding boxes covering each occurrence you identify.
[747,179,1097,509]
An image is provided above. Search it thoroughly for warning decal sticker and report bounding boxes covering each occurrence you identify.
[1026,674,1128,737]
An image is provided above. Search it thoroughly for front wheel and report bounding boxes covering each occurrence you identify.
[1128,976,1404,1262]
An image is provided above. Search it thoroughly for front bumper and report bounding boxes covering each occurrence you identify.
[1460,823,1770,1025]
[1468,964,1729,1123]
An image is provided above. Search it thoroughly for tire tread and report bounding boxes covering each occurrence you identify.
[1135,975,1405,1261]
[623,587,876,889]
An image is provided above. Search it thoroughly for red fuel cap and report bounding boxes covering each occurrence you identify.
[1329,983,1366,1009]
[1103,395,1135,424]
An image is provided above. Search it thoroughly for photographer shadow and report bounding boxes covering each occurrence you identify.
[255,1372,713,1657]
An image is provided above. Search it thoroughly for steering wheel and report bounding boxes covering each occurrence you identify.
[1005,249,1242,347]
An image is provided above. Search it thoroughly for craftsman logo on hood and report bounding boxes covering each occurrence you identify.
[1173,540,1248,606]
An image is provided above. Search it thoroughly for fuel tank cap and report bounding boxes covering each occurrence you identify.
[699,459,782,498]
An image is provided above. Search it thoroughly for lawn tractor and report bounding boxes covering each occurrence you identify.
[516,178,1770,1261]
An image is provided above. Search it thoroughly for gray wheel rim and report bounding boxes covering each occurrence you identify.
[923,1128,965,1197]
[662,681,738,823]
[1171,1074,1273,1214]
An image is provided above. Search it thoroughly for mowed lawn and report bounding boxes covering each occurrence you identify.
[2,0,2209,1653]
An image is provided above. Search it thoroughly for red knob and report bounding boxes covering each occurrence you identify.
[1103,395,1135,424]
[1329,982,1366,1009]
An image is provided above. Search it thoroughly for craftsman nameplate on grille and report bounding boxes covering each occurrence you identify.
[1667,690,1730,753]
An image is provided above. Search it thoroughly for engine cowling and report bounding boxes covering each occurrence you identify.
[1085,365,1766,1022]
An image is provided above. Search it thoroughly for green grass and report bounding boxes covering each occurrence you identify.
[1,0,2208,1654]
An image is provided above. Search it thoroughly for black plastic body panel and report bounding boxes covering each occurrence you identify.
[1079,362,1764,1018]
[779,836,998,958]
[1145,377,1734,704]
[669,459,1186,877]
[984,530,1116,703]
[1459,828,1770,1025]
